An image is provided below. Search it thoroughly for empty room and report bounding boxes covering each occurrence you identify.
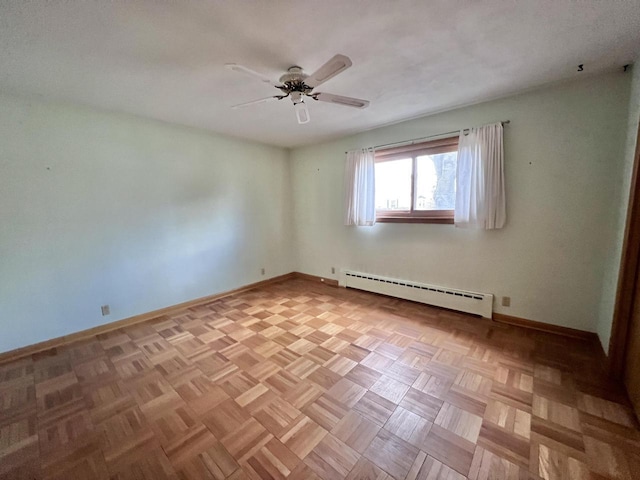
[2,1,640,479]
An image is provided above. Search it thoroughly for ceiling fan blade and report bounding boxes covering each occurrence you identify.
[313,92,369,109]
[225,63,282,87]
[294,102,310,124]
[305,54,353,88]
[231,96,281,109]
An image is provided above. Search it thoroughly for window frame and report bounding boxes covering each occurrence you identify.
[375,136,459,224]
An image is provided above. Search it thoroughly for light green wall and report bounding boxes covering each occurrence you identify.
[290,71,632,335]
[597,65,640,352]
[0,94,292,353]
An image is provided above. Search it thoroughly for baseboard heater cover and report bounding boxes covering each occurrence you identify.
[339,270,493,318]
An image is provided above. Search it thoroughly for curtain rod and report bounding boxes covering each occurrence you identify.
[345,120,510,154]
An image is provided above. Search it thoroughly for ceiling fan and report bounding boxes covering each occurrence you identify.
[225,54,369,124]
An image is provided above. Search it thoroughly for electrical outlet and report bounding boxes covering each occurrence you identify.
[331,267,336,274]
[501,296,511,307]
[101,305,110,316]
[261,268,265,275]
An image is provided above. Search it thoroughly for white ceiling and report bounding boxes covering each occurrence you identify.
[1,1,639,148]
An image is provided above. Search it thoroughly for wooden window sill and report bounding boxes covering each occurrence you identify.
[376,216,454,224]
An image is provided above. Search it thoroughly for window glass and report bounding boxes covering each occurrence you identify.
[415,152,457,210]
[375,158,412,211]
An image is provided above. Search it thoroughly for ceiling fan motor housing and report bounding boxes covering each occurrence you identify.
[278,66,314,98]
[279,66,306,84]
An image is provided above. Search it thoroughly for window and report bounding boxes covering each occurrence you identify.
[375,136,458,223]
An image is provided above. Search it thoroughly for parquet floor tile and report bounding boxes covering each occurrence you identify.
[0,278,638,479]
[110,448,177,480]
[467,446,529,480]
[244,437,299,480]
[421,424,476,476]
[353,390,396,427]
[364,428,420,479]
[411,453,466,480]
[345,456,392,480]
[305,393,350,431]
[383,406,432,448]
[400,387,444,421]
[370,375,410,404]
[279,414,327,459]
[331,411,380,453]
[325,378,367,409]
[305,433,360,480]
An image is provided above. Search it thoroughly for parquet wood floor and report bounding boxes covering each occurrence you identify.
[1,278,639,480]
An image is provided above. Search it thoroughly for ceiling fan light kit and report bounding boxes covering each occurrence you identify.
[226,54,369,124]
[294,101,310,124]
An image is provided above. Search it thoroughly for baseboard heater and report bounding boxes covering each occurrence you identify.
[339,270,493,319]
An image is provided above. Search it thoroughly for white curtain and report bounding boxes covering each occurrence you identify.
[344,147,376,226]
[455,122,506,229]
